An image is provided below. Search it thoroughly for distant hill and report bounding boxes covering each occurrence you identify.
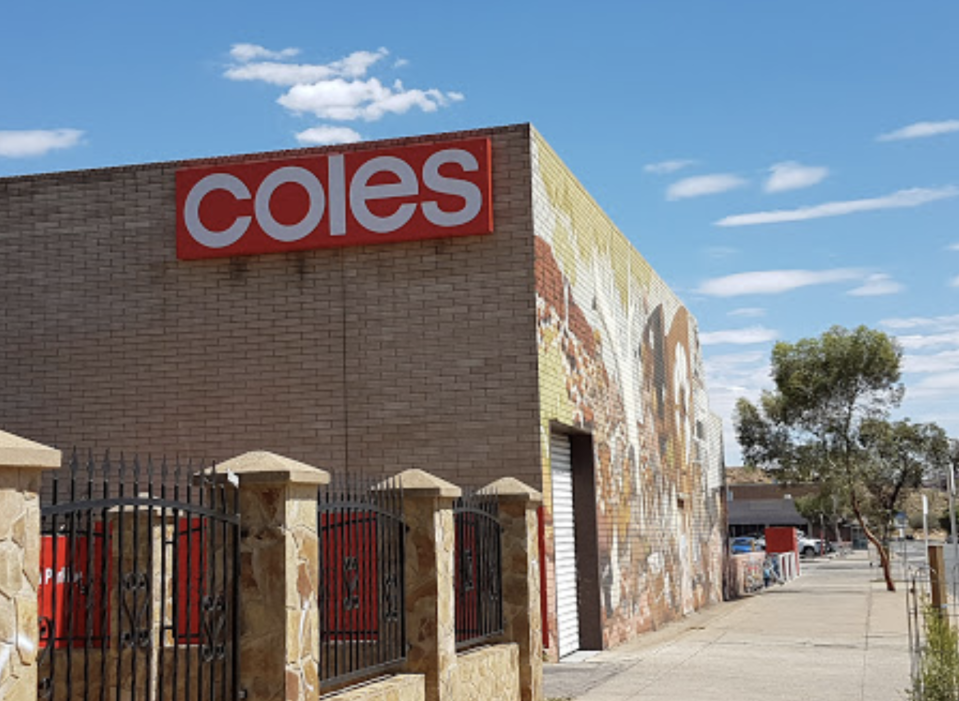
[725,466,773,485]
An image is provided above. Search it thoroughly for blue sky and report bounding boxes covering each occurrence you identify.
[3,1,959,463]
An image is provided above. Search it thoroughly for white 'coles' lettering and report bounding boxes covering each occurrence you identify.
[176,139,492,260]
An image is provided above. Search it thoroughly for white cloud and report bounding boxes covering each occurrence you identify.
[697,268,862,297]
[913,371,959,392]
[644,159,696,175]
[393,58,410,69]
[703,349,774,466]
[847,273,904,297]
[764,161,829,193]
[703,351,770,400]
[877,120,959,142]
[704,350,766,372]
[715,185,959,226]
[880,314,959,331]
[703,246,737,259]
[225,48,390,86]
[226,62,338,86]
[952,275,959,288]
[295,126,362,145]
[728,307,766,318]
[947,243,959,251]
[905,358,959,431]
[715,186,959,227]
[279,78,460,122]
[869,317,959,406]
[333,49,390,78]
[870,314,959,440]
[703,351,770,398]
[895,331,959,351]
[224,45,462,130]
[667,173,747,201]
[903,349,959,374]
[0,129,84,158]
[699,326,779,345]
[230,43,300,62]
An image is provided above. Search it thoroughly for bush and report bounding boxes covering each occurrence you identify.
[911,604,959,701]
[938,507,959,533]
[910,512,927,531]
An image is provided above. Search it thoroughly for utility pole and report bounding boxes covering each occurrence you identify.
[948,462,957,569]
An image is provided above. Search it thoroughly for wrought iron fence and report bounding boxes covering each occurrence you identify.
[905,560,959,700]
[317,473,406,690]
[37,451,240,701]
[453,491,503,649]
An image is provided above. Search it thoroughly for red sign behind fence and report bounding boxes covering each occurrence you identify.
[38,531,110,648]
[320,511,380,639]
[176,138,493,260]
[175,518,207,643]
[38,519,207,647]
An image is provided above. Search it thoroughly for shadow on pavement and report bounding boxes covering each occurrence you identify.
[544,662,633,699]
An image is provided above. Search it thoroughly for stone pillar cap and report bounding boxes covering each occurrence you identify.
[0,430,61,470]
[480,477,542,505]
[217,451,330,486]
[383,468,461,498]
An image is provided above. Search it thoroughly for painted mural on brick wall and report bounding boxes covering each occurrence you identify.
[532,131,725,652]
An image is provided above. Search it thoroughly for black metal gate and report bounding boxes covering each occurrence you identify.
[453,491,503,649]
[317,474,406,690]
[38,453,240,701]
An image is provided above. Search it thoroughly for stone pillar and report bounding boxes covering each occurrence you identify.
[219,451,329,701]
[0,430,61,701]
[394,469,461,701]
[482,477,544,701]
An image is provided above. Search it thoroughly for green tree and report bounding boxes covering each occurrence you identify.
[793,489,847,542]
[946,439,959,537]
[858,419,950,544]
[735,325,950,592]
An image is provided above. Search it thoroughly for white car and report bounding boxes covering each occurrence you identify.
[797,533,826,557]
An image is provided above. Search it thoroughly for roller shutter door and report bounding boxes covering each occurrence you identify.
[551,434,579,658]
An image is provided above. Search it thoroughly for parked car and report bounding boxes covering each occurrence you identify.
[798,533,827,557]
[731,536,763,554]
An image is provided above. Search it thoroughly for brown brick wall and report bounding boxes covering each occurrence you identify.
[0,125,541,490]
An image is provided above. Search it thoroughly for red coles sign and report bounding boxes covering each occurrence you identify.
[176,138,493,260]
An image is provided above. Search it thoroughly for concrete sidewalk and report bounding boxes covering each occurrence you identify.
[544,552,911,701]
